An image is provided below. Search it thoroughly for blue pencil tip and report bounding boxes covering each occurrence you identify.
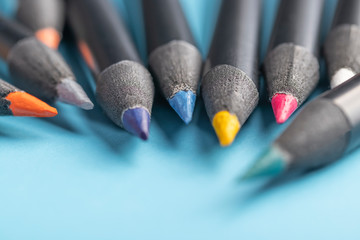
[242,146,287,180]
[168,91,196,124]
[122,107,150,140]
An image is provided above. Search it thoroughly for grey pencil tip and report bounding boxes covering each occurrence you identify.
[56,78,94,110]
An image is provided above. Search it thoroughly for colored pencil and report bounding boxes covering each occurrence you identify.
[243,73,360,179]
[68,0,155,140]
[324,0,360,88]
[142,0,202,124]
[0,78,57,117]
[201,0,262,146]
[0,16,93,110]
[15,0,65,49]
[264,0,324,124]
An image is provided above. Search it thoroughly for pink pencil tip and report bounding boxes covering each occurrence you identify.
[271,93,298,124]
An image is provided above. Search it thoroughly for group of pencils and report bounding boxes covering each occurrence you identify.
[1,0,360,181]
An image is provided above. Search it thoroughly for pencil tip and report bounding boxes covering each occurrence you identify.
[6,91,58,117]
[122,107,151,140]
[212,111,240,147]
[35,28,61,49]
[271,93,298,124]
[242,147,286,180]
[331,68,356,88]
[168,90,196,124]
[56,78,94,110]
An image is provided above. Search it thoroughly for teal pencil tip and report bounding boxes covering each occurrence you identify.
[168,90,196,124]
[242,146,287,180]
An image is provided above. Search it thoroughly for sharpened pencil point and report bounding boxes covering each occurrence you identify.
[331,68,356,88]
[6,91,58,117]
[271,93,298,124]
[212,111,240,147]
[56,78,94,110]
[122,107,151,140]
[35,28,62,49]
[242,146,286,180]
[168,90,196,124]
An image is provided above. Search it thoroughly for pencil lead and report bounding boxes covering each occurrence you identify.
[331,68,356,88]
[212,111,240,147]
[6,91,58,117]
[35,28,61,49]
[122,107,151,140]
[56,78,94,110]
[168,90,196,124]
[271,93,298,124]
[242,146,286,180]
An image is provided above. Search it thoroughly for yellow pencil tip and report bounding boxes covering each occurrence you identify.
[212,111,240,147]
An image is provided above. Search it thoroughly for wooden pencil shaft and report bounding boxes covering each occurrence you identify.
[207,0,262,83]
[0,79,16,116]
[68,0,141,71]
[0,79,17,97]
[0,16,31,58]
[332,0,360,27]
[142,0,195,54]
[268,0,324,55]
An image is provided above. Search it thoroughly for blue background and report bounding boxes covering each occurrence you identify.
[1,0,359,239]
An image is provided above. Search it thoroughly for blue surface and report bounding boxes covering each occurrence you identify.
[1,0,359,239]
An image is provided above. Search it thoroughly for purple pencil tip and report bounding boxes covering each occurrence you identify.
[122,107,151,140]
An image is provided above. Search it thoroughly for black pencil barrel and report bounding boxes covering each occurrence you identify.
[276,97,350,170]
[0,16,31,58]
[8,37,75,102]
[205,0,262,83]
[142,0,202,124]
[264,0,324,111]
[324,0,360,87]
[68,0,141,71]
[68,0,154,136]
[325,74,360,151]
[268,0,324,55]
[0,16,92,108]
[201,0,262,132]
[142,0,195,54]
[276,74,360,170]
[16,0,65,32]
[332,0,360,27]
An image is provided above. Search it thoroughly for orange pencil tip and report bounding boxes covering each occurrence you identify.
[6,91,58,117]
[35,28,61,49]
[78,41,98,72]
